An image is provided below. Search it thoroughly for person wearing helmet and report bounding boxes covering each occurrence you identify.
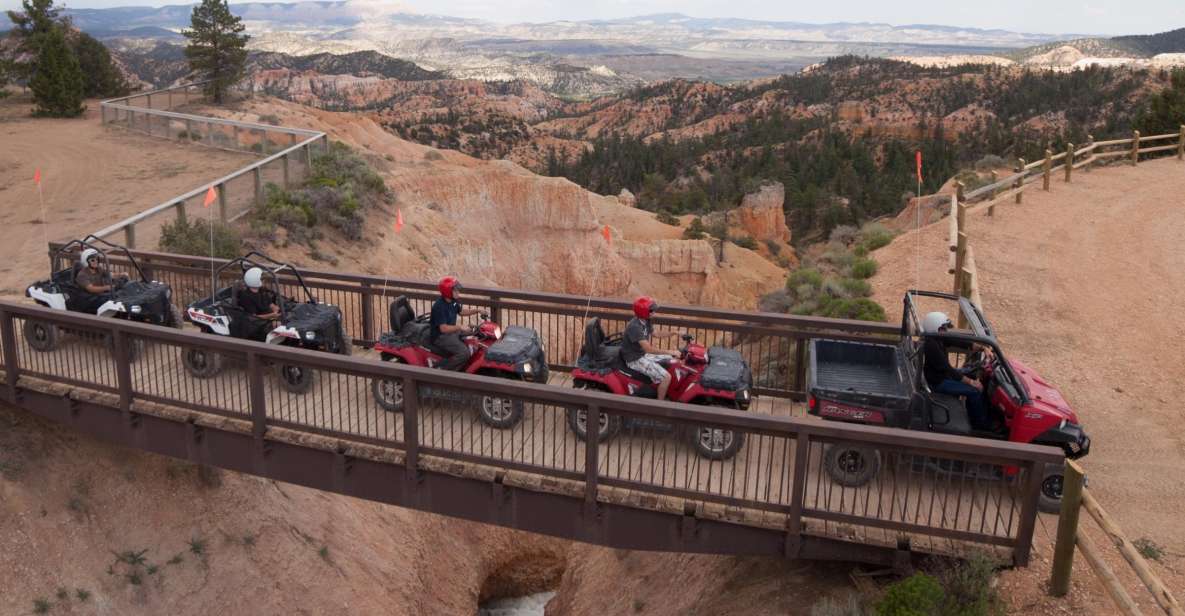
[430,276,479,370]
[621,296,681,400]
[74,248,127,296]
[238,267,281,321]
[921,311,995,431]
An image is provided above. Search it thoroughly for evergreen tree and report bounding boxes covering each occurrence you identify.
[182,0,249,104]
[72,32,130,98]
[1137,69,1185,136]
[6,0,68,80]
[29,26,84,117]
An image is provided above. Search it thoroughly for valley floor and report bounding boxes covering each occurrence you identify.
[872,156,1185,614]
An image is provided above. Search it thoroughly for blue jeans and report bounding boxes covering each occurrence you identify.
[936,379,989,430]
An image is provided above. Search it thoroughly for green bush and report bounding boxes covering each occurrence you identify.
[858,222,895,252]
[850,258,878,279]
[764,239,782,254]
[819,298,886,321]
[682,217,707,240]
[875,573,944,616]
[936,553,1004,616]
[656,210,680,226]
[730,235,759,250]
[787,267,824,291]
[160,217,242,259]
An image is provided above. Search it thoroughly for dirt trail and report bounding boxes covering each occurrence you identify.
[0,96,253,299]
[872,157,1185,612]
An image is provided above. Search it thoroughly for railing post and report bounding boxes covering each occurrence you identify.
[175,201,187,224]
[360,281,374,344]
[247,352,267,438]
[1131,130,1140,166]
[100,105,107,125]
[1043,149,1052,191]
[233,125,240,150]
[305,142,313,169]
[1085,135,1095,173]
[1178,125,1184,161]
[955,180,965,204]
[1065,143,1074,183]
[206,121,215,148]
[584,404,599,506]
[1050,460,1085,595]
[218,182,228,223]
[989,170,998,200]
[320,134,329,155]
[147,92,153,110]
[953,231,967,296]
[488,294,502,325]
[784,430,811,557]
[1012,459,1045,567]
[403,377,419,480]
[282,152,290,189]
[253,167,263,206]
[1014,159,1024,205]
[167,88,173,109]
[185,118,193,141]
[124,224,136,249]
[112,329,134,418]
[0,310,19,396]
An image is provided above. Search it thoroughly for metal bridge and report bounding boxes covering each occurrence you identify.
[0,246,1061,568]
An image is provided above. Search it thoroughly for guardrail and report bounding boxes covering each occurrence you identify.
[0,300,1061,564]
[98,83,329,248]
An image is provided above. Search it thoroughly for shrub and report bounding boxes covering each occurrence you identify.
[682,217,707,240]
[850,258,878,279]
[160,217,241,259]
[974,154,1007,171]
[836,277,872,298]
[829,224,860,246]
[764,239,782,254]
[936,553,1004,616]
[257,113,281,125]
[656,210,680,226]
[730,235,759,250]
[875,573,943,616]
[812,593,869,616]
[858,222,895,252]
[759,289,794,313]
[819,298,886,322]
[787,267,824,291]
[1133,537,1164,562]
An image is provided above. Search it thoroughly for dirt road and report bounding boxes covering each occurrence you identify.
[872,156,1185,612]
[0,96,252,299]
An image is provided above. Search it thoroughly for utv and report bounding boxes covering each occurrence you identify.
[24,236,179,358]
[182,252,350,393]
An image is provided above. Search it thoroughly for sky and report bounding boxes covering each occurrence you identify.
[0,0,1180,36]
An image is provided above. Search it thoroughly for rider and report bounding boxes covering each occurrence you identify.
[238,267,281,334]
[921,311,994,431]
[74,248,126,296]
[430,276,480,371]
[621,296,681,400]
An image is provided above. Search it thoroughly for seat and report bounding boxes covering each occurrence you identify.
[578,318,622,371]
[389,295,415,333]
[928,393,972,435]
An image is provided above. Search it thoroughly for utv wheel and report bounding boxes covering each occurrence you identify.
[567,408,621,443]
[167,304,183,329]
[23,320,58,352]
[479,395,523,429]
[1038,465,1065,514]
[275,363,315,394]
[691,426,744,460]
[105,334,144,363]
[371,358,405,413]
[182,347,223,379]
[823,443,882,487]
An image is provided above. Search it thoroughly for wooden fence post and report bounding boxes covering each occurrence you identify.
[1131,130,1140,166]
[174,201,187,224]
[1178,125,1184,161]
[953,231,967,296]
[1014,158,1025,205]
[1085,135,1095,173]
[124,225,136,249]
[253,167,263,207]
[1050,460,1085,597]
[218,183,228,223]
[1065,143,1074,183]
[1043,149,1053,190]
[956,181,966,204]
[989,170,999,200]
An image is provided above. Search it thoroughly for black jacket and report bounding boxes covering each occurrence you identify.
[922,336,962,389]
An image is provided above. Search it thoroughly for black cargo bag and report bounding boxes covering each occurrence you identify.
[700,347,752,391]
[486,326,543,365]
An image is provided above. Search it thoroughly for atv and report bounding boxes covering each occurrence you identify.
[807,290,1091,513]
[182,252,350,394]
[24,236,179,358]
[566,318,752,460]
[370,296,548,429]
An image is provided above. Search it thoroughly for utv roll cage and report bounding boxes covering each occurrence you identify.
[209,251,318,322]
[51,235,149,283]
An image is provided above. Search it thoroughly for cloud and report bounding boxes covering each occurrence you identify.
[1083,5,1107,17]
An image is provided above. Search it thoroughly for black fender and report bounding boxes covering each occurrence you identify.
[1033,421,1090,459]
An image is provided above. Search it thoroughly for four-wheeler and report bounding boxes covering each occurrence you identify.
[566,318,753,460]
[370,296,548,429]
[182,252,351,393]
[806,290,1090,513]
[24,236,179,357]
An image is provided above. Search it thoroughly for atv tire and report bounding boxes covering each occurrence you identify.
[823,442,881,487]
[275,363,315,395]
[371,358,405,413]
[567,407,621,443]
[1038,463,1065,514]
[167,304,183,329]
[691,425,744,460]
[478,395,523,429]
[182,347,223,379]
[105,334,144,363]
[23,319,58,352]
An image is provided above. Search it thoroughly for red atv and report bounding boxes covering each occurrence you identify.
[370,296,549,429]
[567,318,753,460]
[807,290,1090,513]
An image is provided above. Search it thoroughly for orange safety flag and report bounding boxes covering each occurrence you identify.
[915,151,923,183]
[33,168,41,185]
[395,209,404,232]
[203,186,218,208]
[601,224,611,244]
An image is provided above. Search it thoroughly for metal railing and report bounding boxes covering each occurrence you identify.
[98,83,329,249]
[0,300,1061,563]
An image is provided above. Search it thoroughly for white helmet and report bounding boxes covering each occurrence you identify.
[80,248,101,268]
[244,267,264,289]
[922,311,952,334]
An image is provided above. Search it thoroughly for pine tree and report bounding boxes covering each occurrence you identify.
[6,0,68,80]
[72,32,130,98]
[29,26,84,117]
[182,0,249,104]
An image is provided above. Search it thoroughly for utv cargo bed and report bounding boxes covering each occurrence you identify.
[807,339,911,420]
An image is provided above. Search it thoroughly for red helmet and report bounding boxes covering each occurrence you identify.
[438,276,461,301]
[632,296,658,319]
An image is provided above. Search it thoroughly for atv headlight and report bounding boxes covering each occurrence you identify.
[493,326,503,340]
[521,362,533,374]
[304,331,316,341]
[739,389,750,400]
[130,305,142,314]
